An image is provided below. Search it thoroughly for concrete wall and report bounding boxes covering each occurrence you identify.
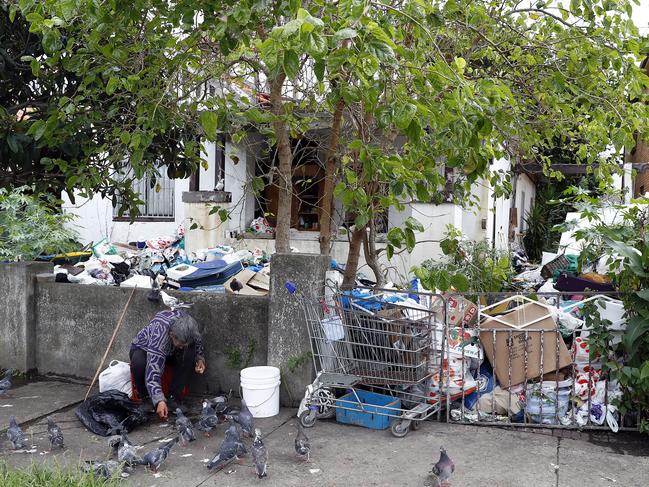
[0,262,51,373]
[34,280,269,396]
[1,255,329,403]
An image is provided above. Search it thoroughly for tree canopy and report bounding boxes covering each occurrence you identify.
[3,0,649,280]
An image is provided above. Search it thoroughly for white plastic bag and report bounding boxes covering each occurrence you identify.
[98,360,133,397]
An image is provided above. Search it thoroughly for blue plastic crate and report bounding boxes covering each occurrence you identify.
[335,390,401,430]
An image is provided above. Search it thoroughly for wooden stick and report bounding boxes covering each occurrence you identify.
[84,286,138,401]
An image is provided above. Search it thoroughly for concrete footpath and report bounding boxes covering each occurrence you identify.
[1,379,648,486]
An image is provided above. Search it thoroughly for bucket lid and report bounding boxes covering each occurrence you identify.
[240,366,280,379]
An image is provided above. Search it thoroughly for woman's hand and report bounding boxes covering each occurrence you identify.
[195,359,206,374]
[156,401,168,419]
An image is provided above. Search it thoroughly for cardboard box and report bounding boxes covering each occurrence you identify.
[480,302,572,388]
[224,269,269,296]
[445,295,478,327]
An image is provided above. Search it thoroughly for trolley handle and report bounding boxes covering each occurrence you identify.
[285,281,297,294]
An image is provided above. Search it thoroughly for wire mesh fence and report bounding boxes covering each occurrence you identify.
[292,283,643,435]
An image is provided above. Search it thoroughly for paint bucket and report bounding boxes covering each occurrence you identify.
[240,366,281,418]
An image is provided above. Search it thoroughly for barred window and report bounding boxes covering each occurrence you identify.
[112,168,174,221]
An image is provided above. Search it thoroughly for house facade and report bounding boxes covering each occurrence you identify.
[63,133,536,282]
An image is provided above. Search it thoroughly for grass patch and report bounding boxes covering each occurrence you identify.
[0,462,121,487]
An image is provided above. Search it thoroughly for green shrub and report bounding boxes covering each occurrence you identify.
[0,186,79,261]
[414,226,514,294]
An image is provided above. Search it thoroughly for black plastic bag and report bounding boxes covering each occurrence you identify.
[76,390,148,436]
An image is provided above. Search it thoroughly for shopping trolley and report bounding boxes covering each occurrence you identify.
[289,282,445,437]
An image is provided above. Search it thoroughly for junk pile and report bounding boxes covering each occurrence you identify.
[50,225,271,295]
[321,248,628,432]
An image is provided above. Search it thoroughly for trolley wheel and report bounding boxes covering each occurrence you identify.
[390,420,410,438]
[410,420,422,430]
[299,409,317,428]
[314,388,336,419]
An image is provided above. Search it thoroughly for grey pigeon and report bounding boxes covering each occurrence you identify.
[46,416,64,450]
[175,408,196,445]
[237,398,254,437]
[82,460,128,479]
[0,369,12,396]
[117,432,143,466]
[141,436,178,472]
[108,435,122,456]
[251,428,268,479]
[230,278,243,293]
[294,423,310,461]
[196,401,219,436]
[206,417,245,471]
[6,415,28,450]
[431,446,455,486]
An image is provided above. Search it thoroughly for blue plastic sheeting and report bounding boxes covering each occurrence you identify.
[177,260,243,287]
[340,290,383,311]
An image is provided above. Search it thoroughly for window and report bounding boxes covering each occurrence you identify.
[113,168,175,221]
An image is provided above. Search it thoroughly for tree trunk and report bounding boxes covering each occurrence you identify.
[270,73,292,254]
[319,98,345,255]
[363,217,385,288]
[341,226,365,289]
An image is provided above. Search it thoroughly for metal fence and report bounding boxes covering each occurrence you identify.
[298,286,643,434]
[435,291,640,432]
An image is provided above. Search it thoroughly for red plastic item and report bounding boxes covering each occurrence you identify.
[130,365,188,402]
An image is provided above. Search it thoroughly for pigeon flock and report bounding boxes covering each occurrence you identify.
[2,368,456,484]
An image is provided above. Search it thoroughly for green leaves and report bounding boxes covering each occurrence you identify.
[394,103,417,131]
[305,32,327,59]
[199,111,218,138]
[333,28,358,42]
[282,50,300,79]
[367,40,394,63]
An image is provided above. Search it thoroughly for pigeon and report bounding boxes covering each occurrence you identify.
[206,418,245,471]
[237,398,254,437]
[175,408,196,445]
[251,428,268,479]
[82,460,127,479]
[46,416,64,450]
[196,401,219,436]
[117,432,143,466]
[229,278,243,294]
[147,273,161,302]
[108,435,122,456]
[209,390,234,423]
[215,178,225,191]
[6,415,28,450]
[0,369,12,396]
[431,446,455,486]
[294,423,310,461]
[160,290,191,310]
[141,436,178,472]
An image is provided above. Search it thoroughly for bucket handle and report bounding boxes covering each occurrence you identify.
[239,385,278,409]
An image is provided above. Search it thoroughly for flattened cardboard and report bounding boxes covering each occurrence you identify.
[480,302,572,388]
[224,269,269,296]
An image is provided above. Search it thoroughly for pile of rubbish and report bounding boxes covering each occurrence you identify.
[50,225,271,295]
[321,246,628,432]
[427,248,624,431]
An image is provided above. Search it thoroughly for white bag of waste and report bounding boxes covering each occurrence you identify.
[98,360,133,397]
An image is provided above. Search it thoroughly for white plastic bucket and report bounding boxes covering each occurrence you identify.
[240,366,281,418]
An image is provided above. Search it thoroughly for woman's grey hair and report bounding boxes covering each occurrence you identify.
[170,313,201,345]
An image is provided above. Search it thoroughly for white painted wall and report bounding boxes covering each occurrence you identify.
[513,172,536,237]
[485,157,512,250]
[62,178,189,245]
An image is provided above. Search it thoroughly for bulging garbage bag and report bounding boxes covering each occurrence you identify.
[76,390,148,437]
